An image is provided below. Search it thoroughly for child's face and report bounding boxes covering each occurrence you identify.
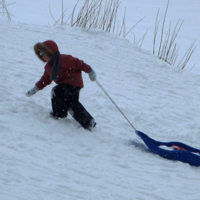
[43,55,50,62]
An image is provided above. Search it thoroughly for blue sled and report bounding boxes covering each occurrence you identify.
[136,130,200,167]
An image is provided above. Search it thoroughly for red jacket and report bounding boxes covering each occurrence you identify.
[36,55,91,89]
[34,40,91,90]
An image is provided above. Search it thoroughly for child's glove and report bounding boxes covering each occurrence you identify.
[26,85,39,97]
[88,68,97,81]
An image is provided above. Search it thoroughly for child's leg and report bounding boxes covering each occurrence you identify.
[69,102,95,129]
[51,84,80,118]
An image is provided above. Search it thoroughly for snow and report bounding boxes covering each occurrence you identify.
[1,0,200,200]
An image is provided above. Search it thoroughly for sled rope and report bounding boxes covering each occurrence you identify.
[95,79,137,131]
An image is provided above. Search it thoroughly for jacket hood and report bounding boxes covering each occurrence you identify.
[34,40,59,62]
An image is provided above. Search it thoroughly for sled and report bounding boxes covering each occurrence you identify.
[136,130,200,167]
[96,79,200,167]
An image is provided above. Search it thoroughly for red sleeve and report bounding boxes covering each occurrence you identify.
[75,59,91,73]
[36,70,52,90]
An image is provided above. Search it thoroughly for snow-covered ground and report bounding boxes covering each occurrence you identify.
[6,0,200,74]
[1,1,200,200]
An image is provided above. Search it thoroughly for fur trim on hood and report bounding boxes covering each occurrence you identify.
[34,40,59,62]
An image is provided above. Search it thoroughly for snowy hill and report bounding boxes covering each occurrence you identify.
[1,18,200,200]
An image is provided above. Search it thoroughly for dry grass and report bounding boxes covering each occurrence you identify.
[0,0,15,20]
[50,0,146,43]
[153,0,196,69]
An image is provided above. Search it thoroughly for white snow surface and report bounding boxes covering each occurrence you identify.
[1,1,200,200]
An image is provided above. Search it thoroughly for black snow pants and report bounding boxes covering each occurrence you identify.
[51,83,94,129]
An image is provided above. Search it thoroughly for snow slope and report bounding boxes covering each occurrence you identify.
[1,3,200,200]
[6,0,200,74]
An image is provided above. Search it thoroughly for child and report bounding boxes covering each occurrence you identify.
[26,40,96,131]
